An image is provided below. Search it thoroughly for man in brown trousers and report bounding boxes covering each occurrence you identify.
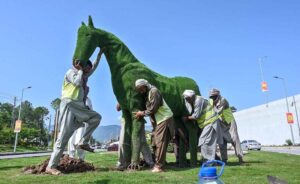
[133,79,175,173]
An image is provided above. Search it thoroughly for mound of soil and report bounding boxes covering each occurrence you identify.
[23,154,95,174]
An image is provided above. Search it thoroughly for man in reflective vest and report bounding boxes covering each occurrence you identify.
[133,79,175,173]
[46,50,103,175]
[209,88,244,164]
[182,89,222,162]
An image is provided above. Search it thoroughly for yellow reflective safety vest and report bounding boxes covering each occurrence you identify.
[221,107,235,124]
[197,99,220,128]
[61,78,80,101]
[148,92,173,125]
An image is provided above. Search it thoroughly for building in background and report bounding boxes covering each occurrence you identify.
[234,94,300,145]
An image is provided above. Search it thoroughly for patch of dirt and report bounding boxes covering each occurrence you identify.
[23,154,95,174]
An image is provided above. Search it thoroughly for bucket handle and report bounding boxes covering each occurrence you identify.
[201,160,225,178]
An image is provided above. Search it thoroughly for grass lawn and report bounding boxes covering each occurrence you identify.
[0,151,299,184]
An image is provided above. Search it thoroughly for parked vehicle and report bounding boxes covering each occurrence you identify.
[107,144,118,151]
[241,140,261,150]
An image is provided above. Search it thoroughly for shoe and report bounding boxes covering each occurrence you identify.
[76,144,95,153]
[151,165,163,173]
[45,167,62,175]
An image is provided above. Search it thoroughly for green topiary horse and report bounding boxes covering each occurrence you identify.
[73,16,201,168]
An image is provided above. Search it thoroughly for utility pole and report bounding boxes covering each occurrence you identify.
[11,96,17,129]
[258,57,269,107]
[292,96,300,138]
[13,86,31,152]
[47,115,52,149]
[274,76,295,145]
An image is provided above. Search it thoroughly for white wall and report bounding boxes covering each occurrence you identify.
[234,94,300,145]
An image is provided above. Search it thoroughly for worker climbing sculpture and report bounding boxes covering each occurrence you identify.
[73,16,201,169]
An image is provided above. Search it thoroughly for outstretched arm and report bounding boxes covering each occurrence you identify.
[133,88,162,119]
[87,48,105,77]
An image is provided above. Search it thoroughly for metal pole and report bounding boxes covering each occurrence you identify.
[292,96,300,138]
[11,96,17,129]
[13,86,31,152]
[13,89,24,153]
[281,79,295,145]
[47,115,51,149]
[274,76,295,145]
[258,57,268,107]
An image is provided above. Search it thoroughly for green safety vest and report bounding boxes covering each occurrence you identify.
[61,78,80,101]
[148,92,173,125]
[221,108,235,124]
[196,99,220,128]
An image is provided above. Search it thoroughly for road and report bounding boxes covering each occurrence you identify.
[262,146,300,155]
[0,151,52,159]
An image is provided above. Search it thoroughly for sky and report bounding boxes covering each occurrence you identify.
[0,0,300,126]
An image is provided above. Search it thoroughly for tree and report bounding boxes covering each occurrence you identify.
[51,98,61,111]
[0,100,50,147]
[0,102,14,129]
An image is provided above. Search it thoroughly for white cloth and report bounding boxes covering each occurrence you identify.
[135,79,149,88]
[68,97,93,160]
[198,119,223,161]
[182,89,195,99]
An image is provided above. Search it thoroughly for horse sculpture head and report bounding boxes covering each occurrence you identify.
[73,16,107,66]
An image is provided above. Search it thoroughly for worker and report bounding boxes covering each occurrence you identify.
[182,89,223,162]
[45,50,104,175]
[209,88,244,163]
[133,79,175,173]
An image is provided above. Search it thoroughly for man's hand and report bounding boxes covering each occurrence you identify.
[74,60,83,70]
[182,116,188,122]
[116,103,121,112]
[133,111,144,119]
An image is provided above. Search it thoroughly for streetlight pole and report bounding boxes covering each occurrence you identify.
[47,115,52,150]
[292,96,300,138]
[274,76,295,145]
[258,57,269,107]
[13,86,32,152]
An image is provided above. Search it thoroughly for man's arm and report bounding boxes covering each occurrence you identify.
[190,97,204,119]
[215,97,229,114]
[66,68,83,86]
[143,88,162,116]
[87,48,105,77]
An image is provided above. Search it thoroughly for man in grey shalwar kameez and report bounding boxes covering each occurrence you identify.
[182,90,222,162]
[46,50,103,175]
[209,88,244,163]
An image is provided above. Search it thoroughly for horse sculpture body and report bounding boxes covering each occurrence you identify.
[73,16,201,168]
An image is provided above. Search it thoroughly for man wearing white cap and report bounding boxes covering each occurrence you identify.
[181,90,204,166]
[209,88,244,163]
[133,79,175,173]
[182,89,222,162]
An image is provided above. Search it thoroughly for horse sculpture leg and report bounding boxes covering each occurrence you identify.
[174,118,188,167]
[184,120,199,167]
[128,112,144,170]
[122,110,133,168]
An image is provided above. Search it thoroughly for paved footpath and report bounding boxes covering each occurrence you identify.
[262,146,300,155]
[0,151,52,159]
